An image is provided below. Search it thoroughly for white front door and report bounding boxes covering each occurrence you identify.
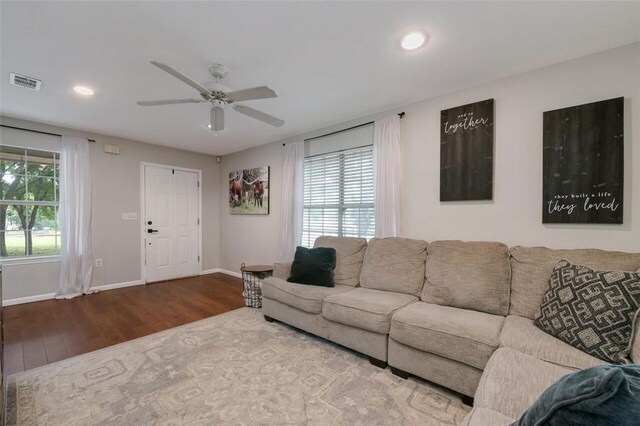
[144,165,200,283]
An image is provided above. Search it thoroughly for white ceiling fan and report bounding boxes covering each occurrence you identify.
[137,61,284,132]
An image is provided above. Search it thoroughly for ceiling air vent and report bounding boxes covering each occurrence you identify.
[9,73,42,91]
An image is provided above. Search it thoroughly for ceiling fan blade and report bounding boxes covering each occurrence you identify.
[227,86,277,102]
[211,106,224,132]
[150,61,210,95]
[137,98,204,106]
[233,105,284,127]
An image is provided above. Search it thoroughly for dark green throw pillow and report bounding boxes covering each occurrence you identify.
[287,246,336,287]
[512,364,640,426]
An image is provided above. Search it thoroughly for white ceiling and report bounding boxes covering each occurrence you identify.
[1,2,639,156]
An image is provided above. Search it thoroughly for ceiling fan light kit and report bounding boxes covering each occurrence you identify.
[211,100,225,132]
[137,61,284,132]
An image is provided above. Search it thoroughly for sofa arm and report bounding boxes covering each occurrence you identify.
[631,315,640,364]
[273,261,292,280]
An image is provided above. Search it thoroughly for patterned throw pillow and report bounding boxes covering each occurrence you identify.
[534,260,640,364]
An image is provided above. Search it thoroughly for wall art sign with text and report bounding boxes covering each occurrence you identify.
[543,97,624,224]
[229,166,270,215]
[440,98,494,201]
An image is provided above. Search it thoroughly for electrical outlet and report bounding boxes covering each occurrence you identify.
[95,258,103,268]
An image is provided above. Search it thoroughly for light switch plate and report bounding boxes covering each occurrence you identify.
[121,212,138,220]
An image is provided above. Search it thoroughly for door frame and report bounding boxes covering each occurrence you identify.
[140,162,203,284]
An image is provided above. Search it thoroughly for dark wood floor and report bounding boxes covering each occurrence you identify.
[3,273,244,377]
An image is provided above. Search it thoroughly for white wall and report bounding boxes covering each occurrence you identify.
[0,117,220,300]
[400,43,638,251]
[219,142,284,271]
[219,43,640,271]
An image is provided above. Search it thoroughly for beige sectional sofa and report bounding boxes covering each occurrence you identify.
[261,237,640,424]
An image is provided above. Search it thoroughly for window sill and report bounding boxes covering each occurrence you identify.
[0,255,61,266]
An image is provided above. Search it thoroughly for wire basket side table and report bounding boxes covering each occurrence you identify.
[240,263,273,308]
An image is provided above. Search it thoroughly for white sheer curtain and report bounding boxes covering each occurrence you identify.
[57,137,94,298]
[373,115,402,237]
[278,141,304,261]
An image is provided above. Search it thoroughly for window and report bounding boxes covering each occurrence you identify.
[302,145,374,247]
[0,145,60,258]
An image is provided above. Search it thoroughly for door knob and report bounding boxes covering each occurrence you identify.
[147,229,159,233]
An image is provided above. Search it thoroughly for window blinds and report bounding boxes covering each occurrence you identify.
[302,145,374,247]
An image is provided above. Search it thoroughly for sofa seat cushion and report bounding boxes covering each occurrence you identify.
[322,288,417,334]
[475,347,572,419]
[314,236,367,286]
[390,302,504,370]
[262,277,354,314]
[359,237,428,296]
[422,240,511,315]
[460,408,513,426]
[501,315,605,370]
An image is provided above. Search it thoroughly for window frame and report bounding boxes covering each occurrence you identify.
[302,144,374,247]
[0,144,61,263]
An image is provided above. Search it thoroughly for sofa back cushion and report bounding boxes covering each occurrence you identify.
[360,237,427,296]
[314,236,367,287]
[509,246,640,319]
[422,240,511,315]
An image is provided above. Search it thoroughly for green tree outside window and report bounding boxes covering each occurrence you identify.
[0,146,60,257]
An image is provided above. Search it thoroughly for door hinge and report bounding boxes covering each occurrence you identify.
[197,180,200,188]
[197,218,200,225]
[198,255,200,262]
[172,169,175,174]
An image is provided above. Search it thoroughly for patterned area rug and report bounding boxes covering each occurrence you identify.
[7,308,470,425]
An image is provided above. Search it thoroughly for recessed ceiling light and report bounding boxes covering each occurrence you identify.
[401,32,426,50]
[73,85,94,96]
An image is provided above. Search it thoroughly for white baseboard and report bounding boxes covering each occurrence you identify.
[92,280,145,292]
[2,271,243,307]
[2,292,56,306]
[200,268,242,278]
[2,279,145,306]
[220,269,242,278]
